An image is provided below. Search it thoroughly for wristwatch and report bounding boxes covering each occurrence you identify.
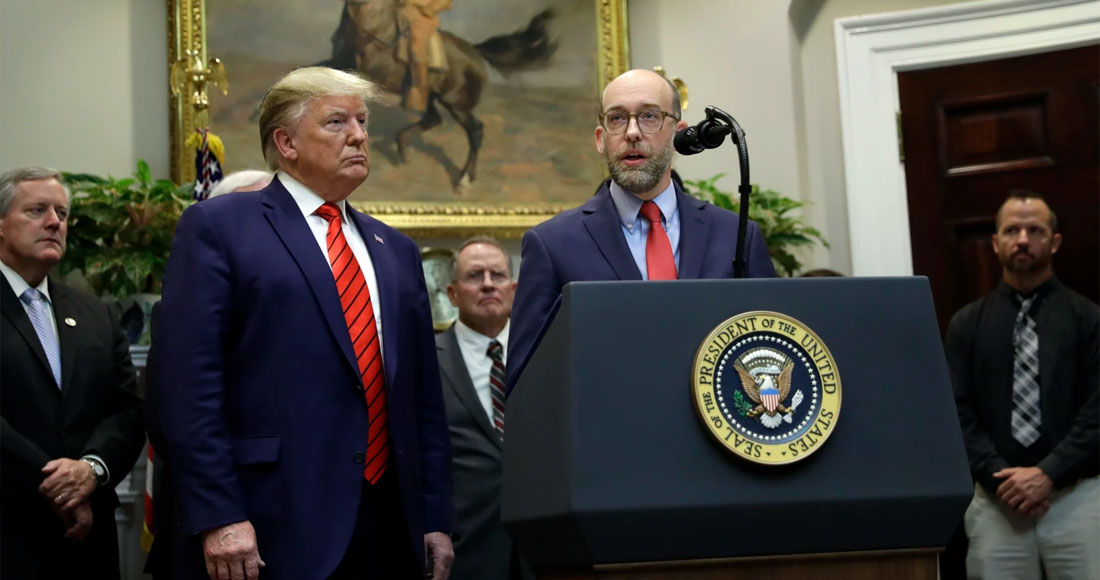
[81,457,109,486]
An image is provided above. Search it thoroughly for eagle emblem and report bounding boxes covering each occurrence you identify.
[733,348,804,429]
[692,311,842,465]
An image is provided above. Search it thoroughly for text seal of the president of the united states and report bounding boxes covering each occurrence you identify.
[692,311,841,465]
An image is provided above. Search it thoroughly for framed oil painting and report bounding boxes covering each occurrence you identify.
[168,0,630,237]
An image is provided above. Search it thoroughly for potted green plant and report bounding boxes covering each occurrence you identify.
[59,160,192,343]
[681,174,829,277]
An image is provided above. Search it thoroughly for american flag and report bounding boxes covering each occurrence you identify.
[188,127,224,201]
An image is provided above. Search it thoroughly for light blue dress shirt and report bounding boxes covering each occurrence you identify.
[608,180,680,280]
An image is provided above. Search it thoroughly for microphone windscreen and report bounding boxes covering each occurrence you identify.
[674,127,704,156]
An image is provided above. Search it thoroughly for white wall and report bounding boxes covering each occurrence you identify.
[789,0,960,274]
[629,1,803,213]
[0,0,169,178]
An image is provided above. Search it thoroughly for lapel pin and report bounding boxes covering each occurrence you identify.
[374,234,384,244]
[64,318,76,327]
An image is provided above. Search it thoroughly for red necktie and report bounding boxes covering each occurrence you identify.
[316,203,388,484]
[639,200,677,280]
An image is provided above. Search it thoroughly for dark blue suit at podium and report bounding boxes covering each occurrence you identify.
[506,180,776,395]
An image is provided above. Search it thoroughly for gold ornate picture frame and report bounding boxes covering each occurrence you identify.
[167,0,629,239]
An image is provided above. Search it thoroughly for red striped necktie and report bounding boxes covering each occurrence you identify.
[315,202,388,484]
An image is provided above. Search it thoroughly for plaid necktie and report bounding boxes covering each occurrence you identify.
[487,340,506,438]
[639,201,677,280]
[1011,295,1041,447]
[21,288,61,388]
[315,203,388,483]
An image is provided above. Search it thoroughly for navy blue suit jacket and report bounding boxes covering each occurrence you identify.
[152,178,453,579]
[506,180,776,393]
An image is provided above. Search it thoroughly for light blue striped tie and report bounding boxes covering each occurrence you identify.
[20,288,61,388]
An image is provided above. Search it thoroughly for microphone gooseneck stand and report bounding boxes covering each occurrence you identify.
[686,106,751,278]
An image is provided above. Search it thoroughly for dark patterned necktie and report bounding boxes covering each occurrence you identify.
[487,340,506,438]
[1011,295,1041,447]
[316,202,388,483]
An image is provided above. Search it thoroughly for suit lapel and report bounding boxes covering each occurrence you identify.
[348,208,400,388]
[440,326,502,448]
[262,182,361,381]
[1,275,57,389]
[582,181,642,281]
[676,186,711,279]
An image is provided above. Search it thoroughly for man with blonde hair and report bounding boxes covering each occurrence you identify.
[152,66,454,580]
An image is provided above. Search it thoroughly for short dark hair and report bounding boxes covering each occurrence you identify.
[449,236,513,282]
[995,189,1059,233]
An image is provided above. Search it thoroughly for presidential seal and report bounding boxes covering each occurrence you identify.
[691,311,841,465]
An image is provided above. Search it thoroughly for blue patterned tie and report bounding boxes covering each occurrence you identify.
[1011,295,1041,447]
[20,288,61,388]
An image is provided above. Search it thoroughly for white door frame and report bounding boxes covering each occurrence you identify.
[834,0,1100,276]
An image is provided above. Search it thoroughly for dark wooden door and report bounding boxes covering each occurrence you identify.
[899,45,1099,333]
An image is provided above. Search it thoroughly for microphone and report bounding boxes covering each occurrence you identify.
[674,118,730,155]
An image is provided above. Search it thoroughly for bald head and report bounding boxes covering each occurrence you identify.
[595,69,686,200]
[601,69,680,114]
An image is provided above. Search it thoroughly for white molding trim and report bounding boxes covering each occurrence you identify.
[834,0,1100,276]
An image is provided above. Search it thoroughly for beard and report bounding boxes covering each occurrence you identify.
[602,135,675,195]
[998,248,1051,274]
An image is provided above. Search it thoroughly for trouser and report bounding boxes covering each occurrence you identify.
[964,475,1099,580]
[330,470,421,579]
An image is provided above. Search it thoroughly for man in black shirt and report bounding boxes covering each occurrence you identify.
[945,191,1098,580]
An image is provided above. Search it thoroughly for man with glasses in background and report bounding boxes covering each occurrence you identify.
[505,69,776,393]
[435,236,534,580]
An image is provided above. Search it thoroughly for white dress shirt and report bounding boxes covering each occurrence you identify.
[278,172,384,356]
[454,318,510,422]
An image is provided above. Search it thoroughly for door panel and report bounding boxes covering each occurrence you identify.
[899,44,1099,333]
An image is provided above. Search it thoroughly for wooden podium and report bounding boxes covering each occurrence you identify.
[502,278,972,579]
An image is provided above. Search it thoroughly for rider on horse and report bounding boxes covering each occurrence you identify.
[398,0,452,112]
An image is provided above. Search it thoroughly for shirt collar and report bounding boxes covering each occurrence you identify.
[997,276,1060,301]
[0,259,51,303]
[609,179,677,229]
[277,171,348,222]
[454,317,510,358]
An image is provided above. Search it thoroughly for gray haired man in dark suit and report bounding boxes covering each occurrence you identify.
[435,236,532,580]
[0,166,145,579]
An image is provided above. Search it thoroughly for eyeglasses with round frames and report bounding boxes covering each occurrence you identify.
[600,109,680,135]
